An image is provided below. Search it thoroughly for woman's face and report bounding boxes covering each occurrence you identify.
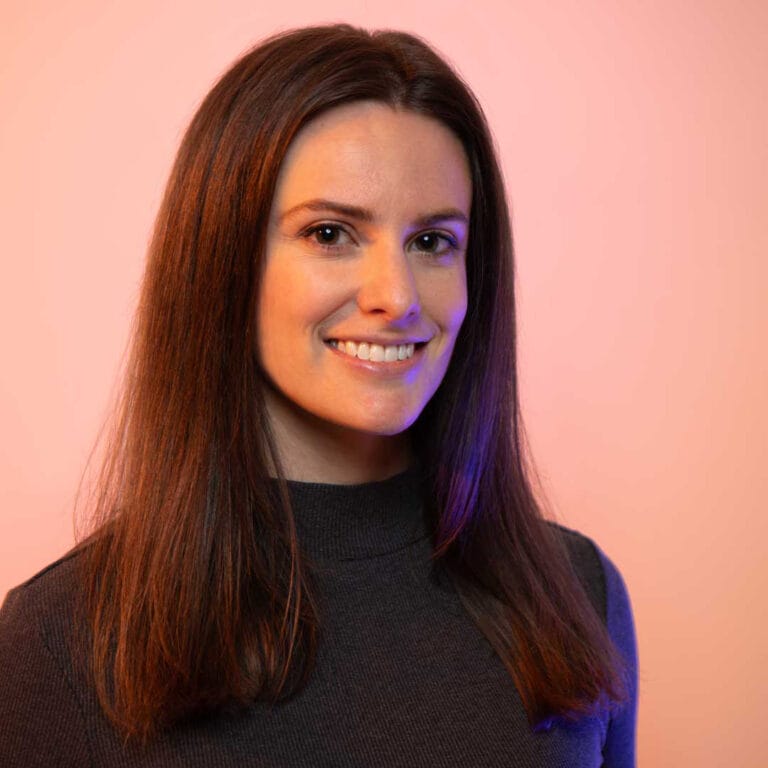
[258,100,471,450]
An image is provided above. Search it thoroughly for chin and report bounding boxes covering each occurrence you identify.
[338,408,421,438]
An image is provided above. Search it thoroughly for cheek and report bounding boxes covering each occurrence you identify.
[451,285,469,332]
[422,269,468,335]
[257,259,348,356]
[257,261,302,365]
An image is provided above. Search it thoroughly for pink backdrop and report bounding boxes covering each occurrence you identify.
[2,1,766,765]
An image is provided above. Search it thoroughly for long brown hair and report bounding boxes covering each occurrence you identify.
[76,23,628,743]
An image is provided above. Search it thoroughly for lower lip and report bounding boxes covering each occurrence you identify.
[325,341,426,374]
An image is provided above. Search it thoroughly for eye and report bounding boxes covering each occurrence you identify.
[411,231,459,256]
[302,223,354,250]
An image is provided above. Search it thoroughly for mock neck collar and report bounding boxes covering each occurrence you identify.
[280,466,429,562]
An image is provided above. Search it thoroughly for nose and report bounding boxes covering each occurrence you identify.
[356,238,421,322]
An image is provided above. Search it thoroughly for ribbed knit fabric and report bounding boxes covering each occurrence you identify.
[0,468,637,766]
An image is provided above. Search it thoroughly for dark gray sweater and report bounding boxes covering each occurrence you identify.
[0,469,637,766]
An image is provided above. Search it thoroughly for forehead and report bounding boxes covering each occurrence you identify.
[271,101,472,217]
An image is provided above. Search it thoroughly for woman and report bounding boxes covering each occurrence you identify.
[0,23,637,767]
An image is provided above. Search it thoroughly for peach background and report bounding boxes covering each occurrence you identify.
[1,1,766,764]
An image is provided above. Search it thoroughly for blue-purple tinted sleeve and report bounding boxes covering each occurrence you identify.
[596,545,639,768]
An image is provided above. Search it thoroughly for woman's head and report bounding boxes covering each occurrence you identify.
[139,23,514,484]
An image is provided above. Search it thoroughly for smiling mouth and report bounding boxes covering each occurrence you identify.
[325,339,427,362]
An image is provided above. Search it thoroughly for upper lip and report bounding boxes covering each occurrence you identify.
[324,334,430,346]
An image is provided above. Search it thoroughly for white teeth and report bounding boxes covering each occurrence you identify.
[329,340,418,362]
[369,344,384,362]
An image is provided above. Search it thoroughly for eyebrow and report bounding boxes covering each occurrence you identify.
[278,198,469,227]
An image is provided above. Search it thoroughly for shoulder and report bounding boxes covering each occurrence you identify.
[0,546,86,642]
[547,522,606,615]
[546,521,634,639]
[0,549,94,767]
[547,522,639,739]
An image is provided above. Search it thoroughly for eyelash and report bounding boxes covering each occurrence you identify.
[300,223,459,256]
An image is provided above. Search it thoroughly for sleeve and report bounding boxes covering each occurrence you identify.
[595,546,639,768]
[0,586,93,768]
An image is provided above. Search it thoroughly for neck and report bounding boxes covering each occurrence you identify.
[263,385,414,484]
